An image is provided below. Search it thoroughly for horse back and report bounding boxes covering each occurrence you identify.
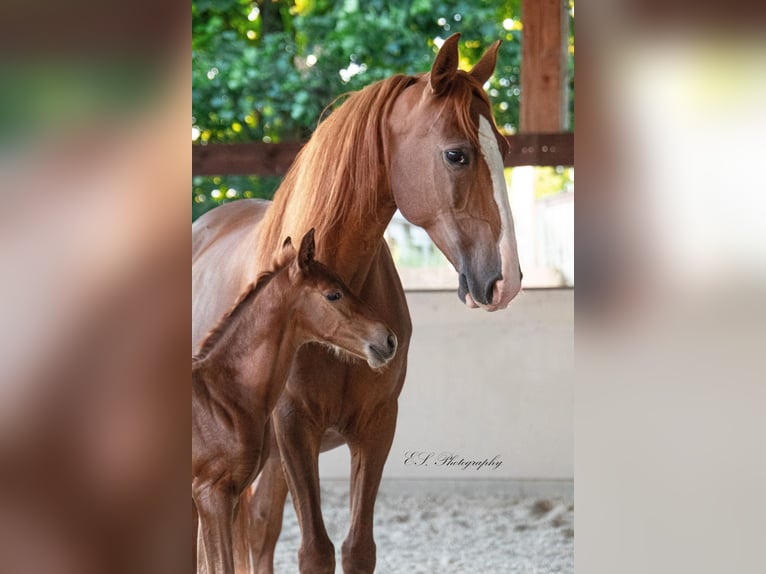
[192,199,271,350]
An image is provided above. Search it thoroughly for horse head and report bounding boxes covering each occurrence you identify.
[387,34,522,310]
[288,229,398,369]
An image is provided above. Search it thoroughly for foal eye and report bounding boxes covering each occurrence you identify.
[444,149,468,166]
[325,292,342,302]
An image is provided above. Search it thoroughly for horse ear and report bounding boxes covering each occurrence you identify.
[298,228,315,270]
[430,33,461,96]
[274,235,296,268]
[469,40,501,85]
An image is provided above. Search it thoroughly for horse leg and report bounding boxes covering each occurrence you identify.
[253,455,289,574]
[194,485,237,574]
[341,403,398,574]
[232,452,289,574]
[273,405,335,574]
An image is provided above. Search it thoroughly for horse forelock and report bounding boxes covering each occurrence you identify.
[255,74,417,271]
[431,70,501,154]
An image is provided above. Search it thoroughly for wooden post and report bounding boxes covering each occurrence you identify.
[520,0,569,132]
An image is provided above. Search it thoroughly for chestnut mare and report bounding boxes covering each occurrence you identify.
[192,34,522,573]
[193,229,397,574]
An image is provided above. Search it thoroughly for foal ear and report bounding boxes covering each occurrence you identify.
[430,33,461,96]
[298,228,316,270]
[274,235,296,268]
[469,40,501,85]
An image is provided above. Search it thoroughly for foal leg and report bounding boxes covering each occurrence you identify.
[194,485,237,574]
[341,403,398,574]
[193,498,200,574]
[273,404,335,574]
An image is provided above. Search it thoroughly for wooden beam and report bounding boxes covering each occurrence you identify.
[505,132,573,167]
[520,0,569,132]
[192,133,573,176]
[192,141,305,177]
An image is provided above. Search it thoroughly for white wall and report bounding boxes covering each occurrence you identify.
[319,288,573,481]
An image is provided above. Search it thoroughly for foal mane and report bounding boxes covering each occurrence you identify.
[192,267,280,365]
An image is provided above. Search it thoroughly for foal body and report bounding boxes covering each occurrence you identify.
[192,231,397,574]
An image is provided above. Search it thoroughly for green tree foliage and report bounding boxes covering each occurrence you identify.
[192,0,573,219]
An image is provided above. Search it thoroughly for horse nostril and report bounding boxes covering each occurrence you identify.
[518,265,524,281]
[484,284,494,305]
[484,275,501,306]
[387,334,397,354]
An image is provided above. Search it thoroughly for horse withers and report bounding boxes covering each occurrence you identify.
[192,230,397,574]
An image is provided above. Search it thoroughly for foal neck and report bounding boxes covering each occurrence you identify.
[193,270,300,392]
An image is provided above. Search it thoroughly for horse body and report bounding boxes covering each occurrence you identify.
[192,231,397,574]
[192,34,522,574]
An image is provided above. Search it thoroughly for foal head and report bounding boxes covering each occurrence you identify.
[285,229,397,369]
[387,34,522,310]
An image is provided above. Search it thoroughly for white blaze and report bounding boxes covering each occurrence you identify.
[472,115,522,310]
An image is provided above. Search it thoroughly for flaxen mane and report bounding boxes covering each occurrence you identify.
[255,74,413,271]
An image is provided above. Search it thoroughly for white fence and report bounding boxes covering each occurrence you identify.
[536,190,574,285]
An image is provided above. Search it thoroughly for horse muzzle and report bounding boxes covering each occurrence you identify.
[458,270,501,307]
[458,264,522,311]
[365,331,398,369]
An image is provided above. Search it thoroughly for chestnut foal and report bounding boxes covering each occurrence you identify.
[192,229,397,574]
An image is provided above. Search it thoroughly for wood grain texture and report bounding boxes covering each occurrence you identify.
[521,0,569,132]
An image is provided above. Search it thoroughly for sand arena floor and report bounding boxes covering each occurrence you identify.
[272,480,574,574]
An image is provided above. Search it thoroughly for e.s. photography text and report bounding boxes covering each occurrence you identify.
[404,450,503,471]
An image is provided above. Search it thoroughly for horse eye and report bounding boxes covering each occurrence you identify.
[444,149,468,165]
[325,292,342,302]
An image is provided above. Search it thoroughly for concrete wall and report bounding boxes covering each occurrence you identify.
[318,288,573,481]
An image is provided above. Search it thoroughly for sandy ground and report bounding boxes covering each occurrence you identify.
[273,480,574,573]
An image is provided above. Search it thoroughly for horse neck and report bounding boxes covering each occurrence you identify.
[261,181,396,292]
[257,197,394,298]
[195,274,300,403]
[257,75,414,290]
[319,206,397,291]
